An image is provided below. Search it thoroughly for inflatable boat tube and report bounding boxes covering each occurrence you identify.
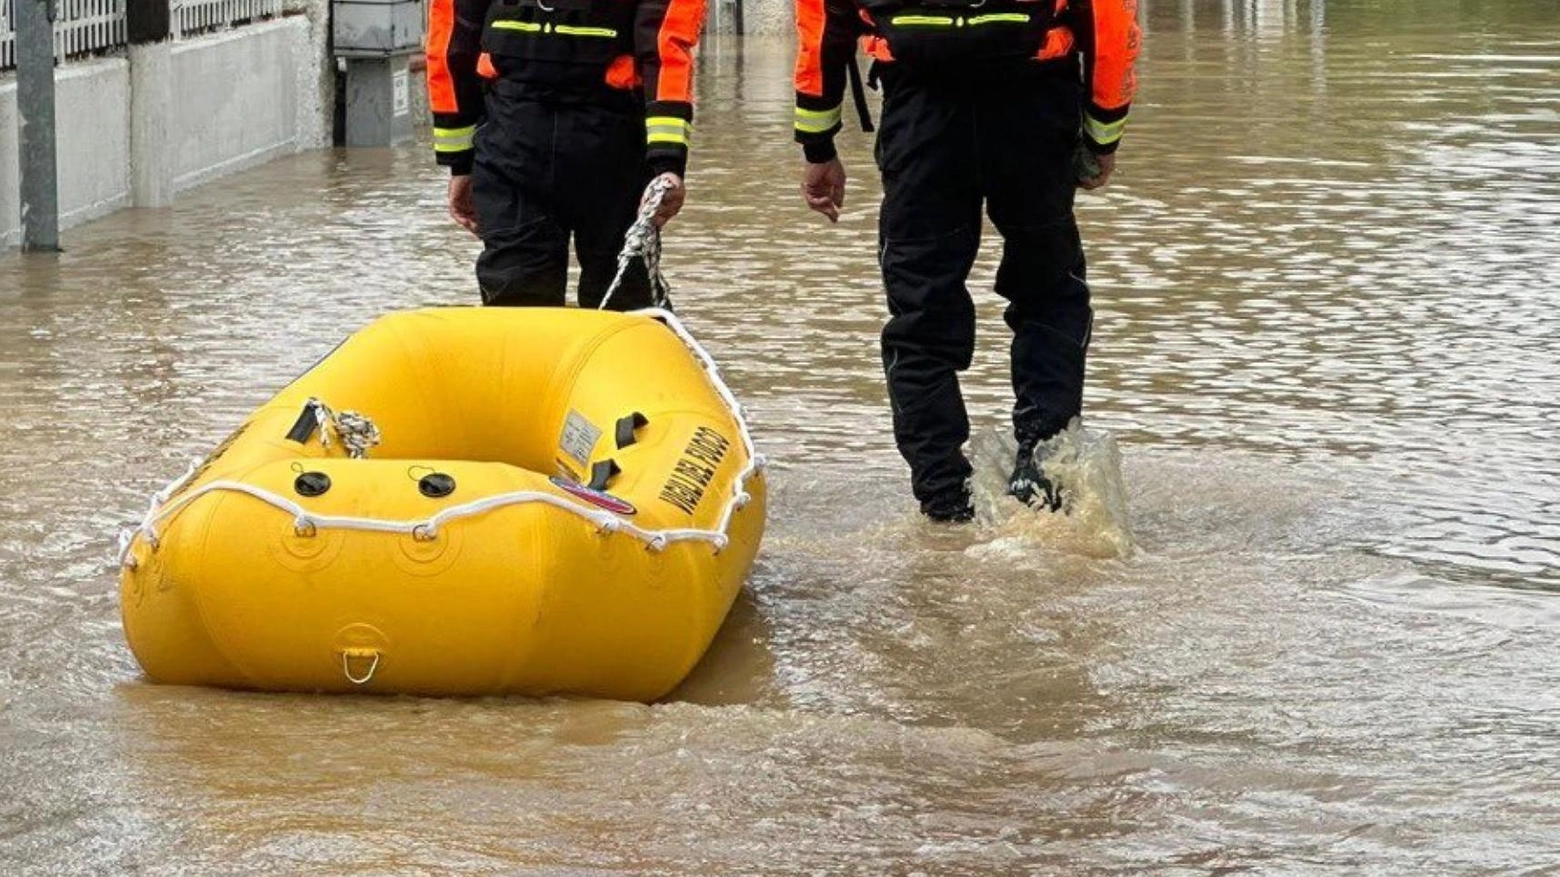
[118,307,766,700]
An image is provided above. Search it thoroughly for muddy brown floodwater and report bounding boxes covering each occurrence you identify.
[3,1,1558,873]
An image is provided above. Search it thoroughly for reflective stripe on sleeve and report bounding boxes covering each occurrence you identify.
[647,116,693,146]
[1083,113,1127,146]
[433,125,477,153]
[794,104,842,134]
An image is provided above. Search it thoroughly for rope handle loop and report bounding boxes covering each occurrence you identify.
[341,649,382,686]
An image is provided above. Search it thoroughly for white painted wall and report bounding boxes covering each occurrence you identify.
[1,15,331,248]
[1,57,131,247]
[55,59,133,228]
[0,74,21,247]
[170,19,307,190]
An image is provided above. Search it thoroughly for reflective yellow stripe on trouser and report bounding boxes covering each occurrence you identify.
[795,105,842,135]
[1083,114,1127,147]
[434,126,476,153]
[647,116,692,147]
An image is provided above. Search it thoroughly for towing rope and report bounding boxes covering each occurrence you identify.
[117,309,764,570]
[598,175,675,312]
[309,398,382,460]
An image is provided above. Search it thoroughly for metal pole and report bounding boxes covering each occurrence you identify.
[15,0,60,252]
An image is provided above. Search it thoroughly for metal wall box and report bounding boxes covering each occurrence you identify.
[333,0,426,58]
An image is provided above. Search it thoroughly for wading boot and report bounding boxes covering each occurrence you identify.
[1009,442,1063,512]
[921,489,975,524]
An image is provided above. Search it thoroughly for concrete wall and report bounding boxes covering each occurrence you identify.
[0,57,133,247]
[1,15,331,248]
[170,20,316,189]
[2,1,770,248]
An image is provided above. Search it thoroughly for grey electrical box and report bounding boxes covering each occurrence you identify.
[344,55,417,147]
[333,0,426,58]
[334,0,424,146]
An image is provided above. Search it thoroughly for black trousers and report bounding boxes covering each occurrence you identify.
[472,85,653,310]
[875,64,1092,504]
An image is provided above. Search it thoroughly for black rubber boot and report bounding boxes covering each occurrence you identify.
[920,488,975,523]
[1009,443,1063,512]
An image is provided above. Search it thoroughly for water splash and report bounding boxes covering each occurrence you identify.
[968,419,1135,560]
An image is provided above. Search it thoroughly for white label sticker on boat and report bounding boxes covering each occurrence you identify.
[560,411,602,468]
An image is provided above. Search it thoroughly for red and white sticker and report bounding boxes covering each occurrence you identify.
[550,477,637,516]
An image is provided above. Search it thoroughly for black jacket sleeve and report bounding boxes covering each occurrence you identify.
[427,0,493,175]
[794,0,863,163]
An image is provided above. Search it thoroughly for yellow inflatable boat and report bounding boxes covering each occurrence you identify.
[118,307,766,700]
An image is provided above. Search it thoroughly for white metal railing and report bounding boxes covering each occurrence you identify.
[0,0,127,69]
[0,0,302,70]
[53,0,127,58]
[173,0,282,39]
[1,0,19,70]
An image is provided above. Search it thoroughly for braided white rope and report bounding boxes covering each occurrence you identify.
[310,398,382,460]
[117,310,765,570]
[599,176,675,312]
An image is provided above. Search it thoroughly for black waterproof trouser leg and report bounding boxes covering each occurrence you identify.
[472,87,653,310]
[875,65,1092,505]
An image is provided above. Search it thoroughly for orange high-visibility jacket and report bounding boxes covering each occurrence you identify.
[428,0,706,176]
[795,0,1140,158]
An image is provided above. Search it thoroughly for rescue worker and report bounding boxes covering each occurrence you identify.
[428,0,706,309]
[794,0,1139,522]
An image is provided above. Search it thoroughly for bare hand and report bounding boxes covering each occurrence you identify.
[1078,152,1116,191]
[647,172,686,228]
[802,158,847,223]
[448,175,479,237]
